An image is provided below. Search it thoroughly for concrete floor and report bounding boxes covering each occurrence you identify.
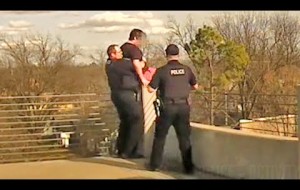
[0,157,226,179]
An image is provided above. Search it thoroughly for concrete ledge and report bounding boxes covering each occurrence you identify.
[144,122,298,179]
[190,123,298,179]
[191,123,297,141]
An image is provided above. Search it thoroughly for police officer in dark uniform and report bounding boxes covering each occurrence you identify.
[147,44,199,174]
[105,44,143,159]
[120,29,148,158]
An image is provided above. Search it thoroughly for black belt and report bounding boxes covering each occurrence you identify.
[162,98,188,104]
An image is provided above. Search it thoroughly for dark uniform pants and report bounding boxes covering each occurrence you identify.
[150,103,193,170]
[111,90,144,156]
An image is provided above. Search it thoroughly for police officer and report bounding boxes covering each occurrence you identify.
[147,44,199,174]
[120,28,148,158]
[105,44,144,159]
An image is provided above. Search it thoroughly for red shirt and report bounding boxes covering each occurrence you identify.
[143,67,156,81]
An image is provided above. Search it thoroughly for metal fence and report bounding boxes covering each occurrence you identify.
[190,92,297,137]
[0,93,118,164]
[1,90,297,164]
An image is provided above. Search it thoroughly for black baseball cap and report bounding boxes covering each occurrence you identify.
[165,44,179,56]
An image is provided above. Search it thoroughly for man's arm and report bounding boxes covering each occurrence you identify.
[127,47,149,86]
[132,59,149,86]
[188,67,199,90]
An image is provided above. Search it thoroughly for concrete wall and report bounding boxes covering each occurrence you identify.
[191,123,298,179]
[144,122,298,179]
[142,89,299,179]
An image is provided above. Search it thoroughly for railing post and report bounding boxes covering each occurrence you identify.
[224,92,228,126]
[296,85,300,179]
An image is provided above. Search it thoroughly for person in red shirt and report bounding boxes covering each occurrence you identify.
[142,57,157,81]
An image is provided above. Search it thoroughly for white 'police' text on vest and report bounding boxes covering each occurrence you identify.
[170,69,185,76]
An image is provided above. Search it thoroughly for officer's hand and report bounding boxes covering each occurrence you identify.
[196,85,207,93]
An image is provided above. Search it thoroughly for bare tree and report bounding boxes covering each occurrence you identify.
[89,49,107,65]
[212,12,300,119]
[141,40,167,68]
[0,33,81,130]
[166,15,197,51]
[0,33,80,96]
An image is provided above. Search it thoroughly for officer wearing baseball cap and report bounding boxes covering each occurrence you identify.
[147,44,199,174]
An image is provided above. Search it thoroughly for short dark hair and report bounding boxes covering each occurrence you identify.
[129,28,146,40]
[106,44,118,57]
[165,44,179,56]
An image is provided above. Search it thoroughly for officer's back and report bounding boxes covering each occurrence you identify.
[149,44,198,103]
[156,61,194,101]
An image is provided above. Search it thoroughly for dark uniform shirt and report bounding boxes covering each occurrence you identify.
[149,60,197,100]
[105,58,139,92]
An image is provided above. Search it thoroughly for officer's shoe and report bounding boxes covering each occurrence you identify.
[148,167,160,172]
[184,167,195,175]
[120,153,130,159]
[130,154,145,159]
[112,154,121,158]
[146,164,160,172]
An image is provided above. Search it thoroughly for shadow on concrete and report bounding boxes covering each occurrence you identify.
[165,163,231,179]
[194,168,231,179]
[68,156,184,179]
[68,156,228,179]
[69,156,147,171]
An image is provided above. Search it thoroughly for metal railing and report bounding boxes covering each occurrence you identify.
[190,92,297,137]
[2,90,297,164]
[0,93,119,163]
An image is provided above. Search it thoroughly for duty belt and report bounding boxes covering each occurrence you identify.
[162,98,188,104]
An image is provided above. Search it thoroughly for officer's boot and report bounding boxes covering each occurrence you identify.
[182,146,194,174]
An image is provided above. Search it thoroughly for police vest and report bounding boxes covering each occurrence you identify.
[161,64,191,100]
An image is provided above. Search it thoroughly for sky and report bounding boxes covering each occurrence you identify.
[0,11,300,63]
